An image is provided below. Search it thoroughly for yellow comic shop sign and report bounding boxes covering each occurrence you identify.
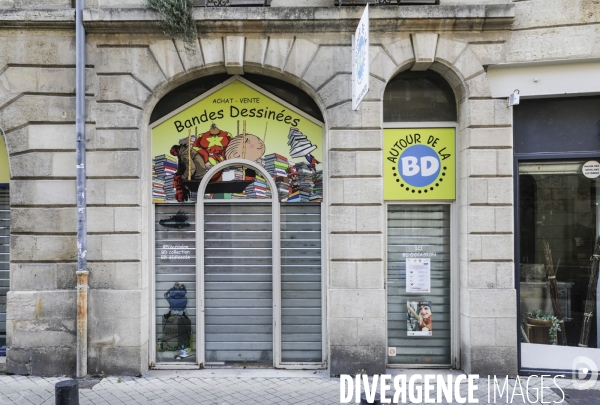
[151,76,324,203]
[384,128,455,200]
[0,135,9,184]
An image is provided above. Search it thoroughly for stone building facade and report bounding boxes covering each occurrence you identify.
[0,0,599,377]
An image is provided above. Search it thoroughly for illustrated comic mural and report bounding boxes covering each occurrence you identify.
[151,77,324,203]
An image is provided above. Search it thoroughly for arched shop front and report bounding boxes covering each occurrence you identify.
[383,70,458,367]
[150,75,325,368]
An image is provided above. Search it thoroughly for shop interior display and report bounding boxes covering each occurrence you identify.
[519,162,600,350]
[542,241,568,345]
[158,282,194,361]
[579,236,600,347]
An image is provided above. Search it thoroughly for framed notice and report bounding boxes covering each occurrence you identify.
[406,258,430,293]
[407,301,433,337]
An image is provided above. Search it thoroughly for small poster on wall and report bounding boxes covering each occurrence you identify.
[406,258,431,293]
[407,301,433,337]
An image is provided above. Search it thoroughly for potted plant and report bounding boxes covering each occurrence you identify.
[524,309,562,345]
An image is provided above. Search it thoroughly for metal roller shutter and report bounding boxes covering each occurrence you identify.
[387,204,451,365]
[281,203,322,363]
[0,188,7,346]
[204,203,273,366]
[155,204,197,363]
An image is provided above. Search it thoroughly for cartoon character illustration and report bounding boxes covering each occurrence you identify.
[170,142,207,202]
[224,133,266,163]
[418,303,432,332]
[193,123,232,166]
[305,153,320,173]
[171,143,207,181]
[159,210,191,229]
[288,166,300,193]
[288,128,317,158]
[406,301,433,336]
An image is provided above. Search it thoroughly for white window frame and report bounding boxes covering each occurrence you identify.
[197,159,280,367]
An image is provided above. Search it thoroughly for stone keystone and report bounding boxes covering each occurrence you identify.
[411,33,439,71]
[224,36,245,75]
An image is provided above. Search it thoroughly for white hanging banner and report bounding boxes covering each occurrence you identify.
[352,4,369,111]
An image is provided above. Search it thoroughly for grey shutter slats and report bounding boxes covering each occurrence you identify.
[281,204,322,363]
[387,204,451,365]
[155,205,197,363]
[204,203,273,365]
[154,197,323,366]
[0,188,8,342]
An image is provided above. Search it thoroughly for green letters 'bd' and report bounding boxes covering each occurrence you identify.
[384,128,455,201]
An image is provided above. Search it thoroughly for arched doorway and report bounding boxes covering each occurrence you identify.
[197,159,279,367]
[383,70,458,367]
[150,75,326,369]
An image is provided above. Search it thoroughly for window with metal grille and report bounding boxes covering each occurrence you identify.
[339,0,438,5]
[202,0,271,7]
[0,187,8,348]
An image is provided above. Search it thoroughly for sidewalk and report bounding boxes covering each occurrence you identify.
[0,368,595,405]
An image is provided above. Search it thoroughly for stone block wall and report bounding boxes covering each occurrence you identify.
[0,26,148,375]
[0,4,518,377]
[1,0,597,376]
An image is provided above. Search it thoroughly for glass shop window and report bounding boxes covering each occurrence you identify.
[519,160,600,370]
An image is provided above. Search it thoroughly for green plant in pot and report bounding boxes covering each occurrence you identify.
[524,309,562,345]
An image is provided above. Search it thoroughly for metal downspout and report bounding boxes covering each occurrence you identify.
[75,0,88,379]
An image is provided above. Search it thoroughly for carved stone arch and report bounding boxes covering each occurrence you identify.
[373,34,416,101]
[379,36,492,127]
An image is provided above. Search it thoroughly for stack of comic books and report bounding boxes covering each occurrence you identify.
[310,170,323,202]
[276,179,290,201]
[287,190,310,202]
[154,154,177,203]
[263,153,290,201]
[245,174,268,199]
[152,168,165,203]
[263,153,289,177]
[295,162,314,191]
[287,128,317,158]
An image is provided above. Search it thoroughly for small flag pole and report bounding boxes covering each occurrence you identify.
[242,120,247,178]
[263,121,268,143]
[187,128,192,181]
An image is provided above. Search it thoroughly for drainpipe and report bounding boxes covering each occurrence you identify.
[75,0,88,379]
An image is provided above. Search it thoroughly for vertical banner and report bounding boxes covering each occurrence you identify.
[352,4,369,111]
